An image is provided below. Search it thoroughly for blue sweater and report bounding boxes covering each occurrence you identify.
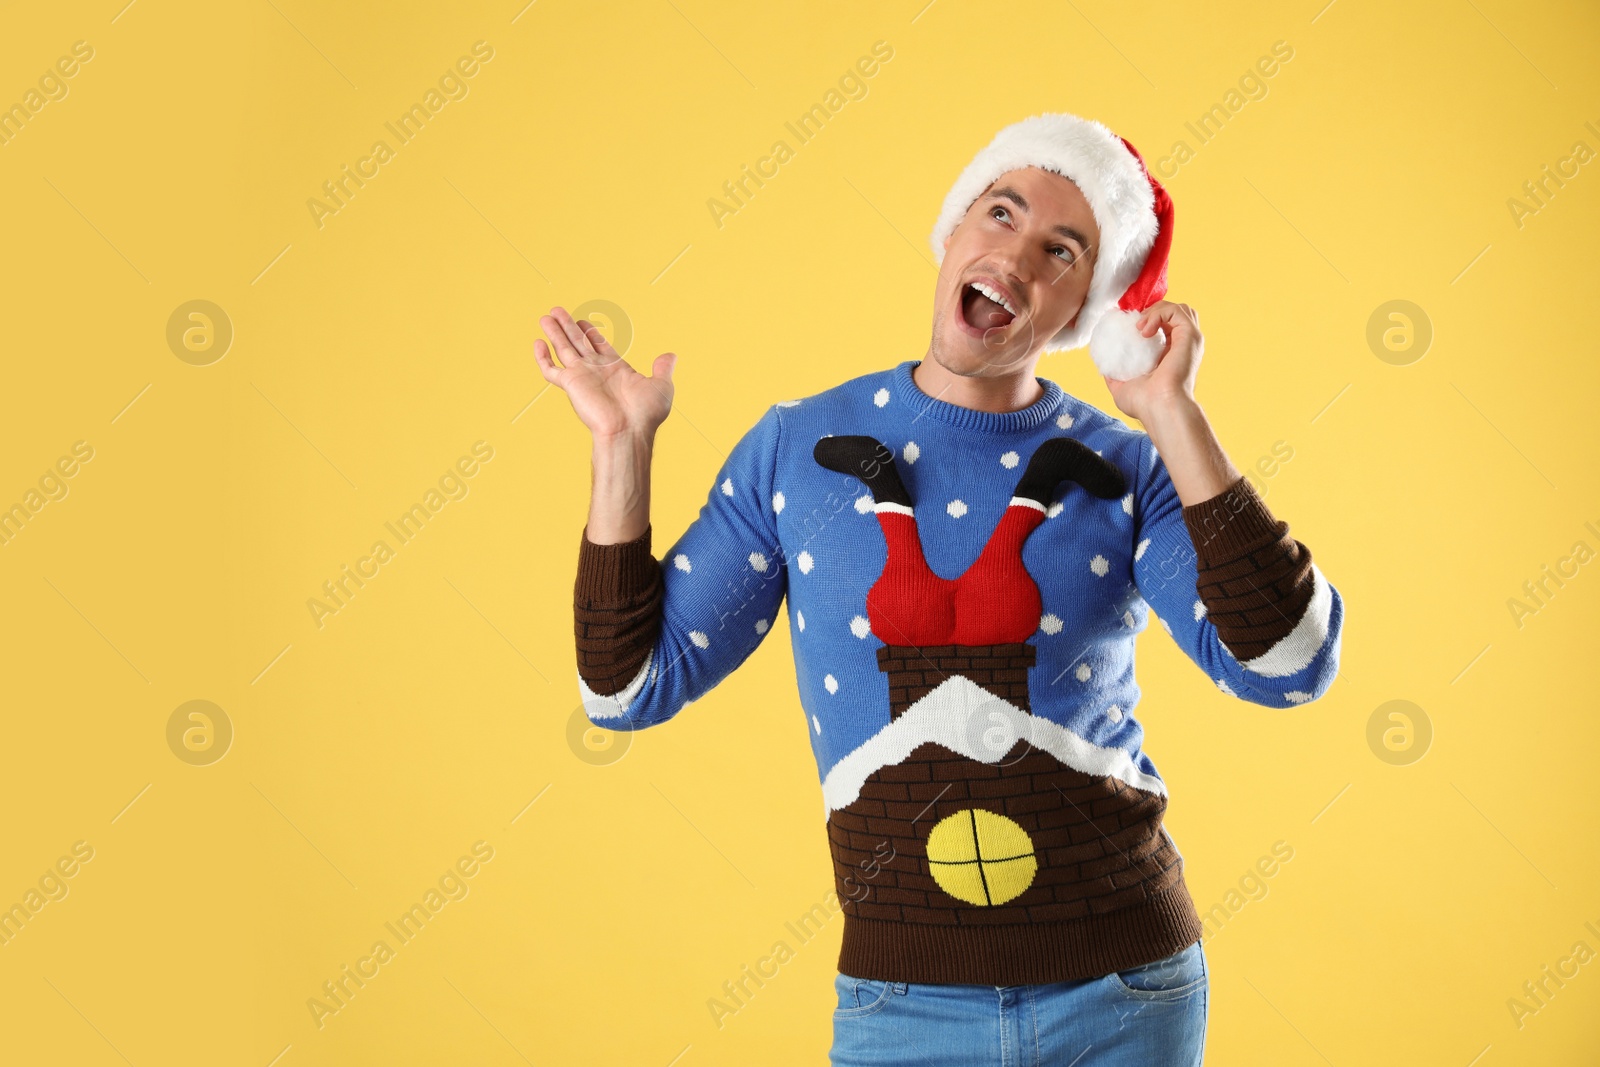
[576,357,1343,984]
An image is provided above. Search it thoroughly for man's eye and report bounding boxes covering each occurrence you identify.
[990,205,1010,223]
[1051,246,1075,262]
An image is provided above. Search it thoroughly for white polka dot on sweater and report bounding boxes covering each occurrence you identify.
[824,674,839,694]
[874,387,890,407]
[755,618,769,634]
[1039,613,1063,635]
[689,630,710,648]
[1193,600,1207,621]
[1046,501,1063,518]
[947,500,968,518]
[1285,690,1313,703]
[1057,412,1075,429]
[797,551,814,573]
[903,441,920,464]
[721,478,734,496]
[797,611,806,632]
[777,399,802,407]
[749,551,769,573]
[1090,555,1110,577]
[1160,617,1173,637]
[1123,610,1136,629]
[1216,678,1235,696]
[674,553,692,573]
[1135,538,1151,560]
[1107,704,1123,722]
[812,714,821,734]
[854,495,873,514]
[1122,494,1133,515]
[849,616,871,638]
[1075,663,1092,682]
[773,491,785,514]
[1001,451,1019,469]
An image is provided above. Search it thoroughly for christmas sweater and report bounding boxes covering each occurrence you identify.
[572,358,1343,985]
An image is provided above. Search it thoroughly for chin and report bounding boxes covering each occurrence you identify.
[930,325,1036,376]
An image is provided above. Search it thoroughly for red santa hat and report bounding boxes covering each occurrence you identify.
[929,112,1174,380]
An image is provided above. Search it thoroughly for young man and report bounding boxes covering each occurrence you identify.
[539,113,1343,1066]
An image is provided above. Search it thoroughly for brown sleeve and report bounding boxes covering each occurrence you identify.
[1179,476,1315,663]
[574,523,664,696]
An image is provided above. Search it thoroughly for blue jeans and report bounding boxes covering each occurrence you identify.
[830,939,1208,1066]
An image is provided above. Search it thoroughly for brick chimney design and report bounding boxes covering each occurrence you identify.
[813,435,1187,926]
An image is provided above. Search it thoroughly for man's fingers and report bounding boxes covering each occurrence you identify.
[534,338,564,382]
[1137,300,1202,339]
[1137,301,1176,336]
[540,313,585,364]
[652,351,677,383]
[576,318,622,363]
[1137,301,1168,325]
[551,306,601,360]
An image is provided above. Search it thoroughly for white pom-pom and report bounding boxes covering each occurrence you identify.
[1089,309,1165,381]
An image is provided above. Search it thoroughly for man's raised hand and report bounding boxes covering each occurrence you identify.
[1100,299,1203,426]
[534,305,676,441]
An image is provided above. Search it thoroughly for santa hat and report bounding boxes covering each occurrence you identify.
[929,113,1174,380]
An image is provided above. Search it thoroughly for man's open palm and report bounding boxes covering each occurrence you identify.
[535,305,676,440]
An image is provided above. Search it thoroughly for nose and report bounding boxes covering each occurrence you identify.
[985,236,1034,298]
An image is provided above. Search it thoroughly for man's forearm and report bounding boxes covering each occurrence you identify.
[586,430,655,544]
[1141,396,1321,665]
[1139,397,1239,507]
[576,429,664,698]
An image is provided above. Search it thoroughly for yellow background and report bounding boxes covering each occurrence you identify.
[2,0,1597,1063]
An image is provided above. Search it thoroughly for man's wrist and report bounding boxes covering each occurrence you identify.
[1138,393,1204,437]
[592,427,656,455]
[1139,393,1245,506]
[590,430,655,486]
[588,430,654,545]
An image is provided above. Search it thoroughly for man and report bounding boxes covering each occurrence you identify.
[539,113,1342,1066]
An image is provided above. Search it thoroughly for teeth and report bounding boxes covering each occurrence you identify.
[969,281,1016,316]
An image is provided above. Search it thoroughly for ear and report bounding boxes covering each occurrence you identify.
[942,231,952,253]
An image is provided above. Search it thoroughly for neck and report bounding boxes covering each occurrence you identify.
[913,350,1046,413]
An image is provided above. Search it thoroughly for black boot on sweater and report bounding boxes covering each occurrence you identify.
[1012,437,1127,507]
[812,435,913,508]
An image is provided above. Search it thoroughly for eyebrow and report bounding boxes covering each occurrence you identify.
[984,185,1092,253]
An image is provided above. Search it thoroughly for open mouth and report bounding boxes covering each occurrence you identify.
[958,280,1017,336]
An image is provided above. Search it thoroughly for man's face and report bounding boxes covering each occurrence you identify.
[930,166,1100,375]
